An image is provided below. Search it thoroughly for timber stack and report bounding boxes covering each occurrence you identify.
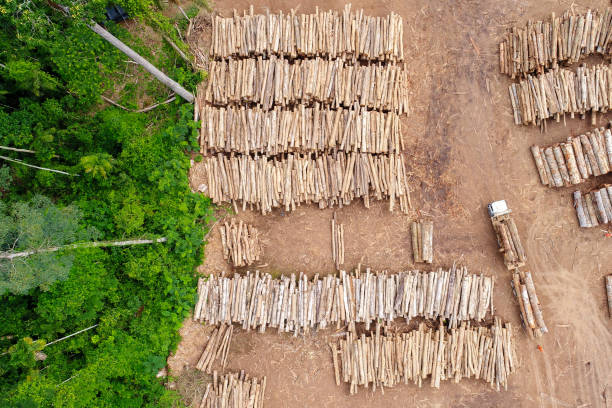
[198,370,266,408]
[196,5,410,214]
[411,220,433,263]
[606,275,612,318]
[205,57,409,113]
[331,318,515,393]
[196,324,233,373]
[209,5,404,62]
[510,270,548,338]
[192,266,494,335]
[573,185,612,227]
[499,8,612,78]
[220,220,262,267]
[531,126,612,187]
[331,213,344,269]
[490,213,526,270]
[200,152,411,214]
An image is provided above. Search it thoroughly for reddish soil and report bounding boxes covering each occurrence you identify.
[173,0,612,406]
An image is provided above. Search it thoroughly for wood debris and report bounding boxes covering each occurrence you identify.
[490,213,526,270]
[332,318,515,394]
[508,64,612,127]
[198,370,266,408]
[531,126,612,186]
[411,220,433,263]
[510,270,548,338]
[573,185,612,228]
[200,152,411,214]
[192,266,494,335]
[499,8,612,78]
[331,213,344,269]
[199,104,403,155]
[220,220,262,267]
[196,324,233,373]
[204,57,409,113]
[210,5,404,62]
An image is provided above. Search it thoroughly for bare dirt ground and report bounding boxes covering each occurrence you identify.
[171,0,612,406]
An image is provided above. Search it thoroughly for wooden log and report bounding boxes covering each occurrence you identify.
[524,271,548,333]
[422,221,433,264]
[606,275,612,319]
[530,145,549,185]
[574,190,592,228]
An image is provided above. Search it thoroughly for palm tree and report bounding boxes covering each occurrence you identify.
[79,153,114,179]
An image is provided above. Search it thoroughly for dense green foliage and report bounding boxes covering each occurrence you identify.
[0,1,211,406]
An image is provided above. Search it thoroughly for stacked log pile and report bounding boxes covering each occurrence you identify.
[205,57,409,113]
[490,214,526,270]
[510,270,548,338]
[573,185,612,227]
[499,8,612,78]
[199,370,266,408]
[606,275,612,318]
[331,213,344,269]
[199,104,403,155]
[192,267,494,335]
[210,5,404,62]
[220,220,262,267]
[196,324,234,373]
[411,220,433,263]
[200,152,411,214]
[331,318,515,393]
[531,127,612,186]
[508,64,612,126]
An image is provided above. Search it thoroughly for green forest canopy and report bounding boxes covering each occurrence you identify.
[0,1,212,406]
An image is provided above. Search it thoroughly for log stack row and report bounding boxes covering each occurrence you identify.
[198,370,266,408]
[331,213,345,269]
[531,127,612,187]
[510,270,547,338]
[192,267,494,335]
[573,185,612,228]
[508,64,612,126]
[199,104,403,155]
[204,57,409,113]
[196,324,234,373]
[201,152,411,214]
[499,8,612,78]
[331,318,515,394]
[490,214,526,270]
[210,5,404,61]
[411,220,433,264]
[220,220,262,267]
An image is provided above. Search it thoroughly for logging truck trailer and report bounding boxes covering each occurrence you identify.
[488,200,527,270]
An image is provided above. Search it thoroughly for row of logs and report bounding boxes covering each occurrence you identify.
[491,215,526,270]
[196,324,234,373]
[411,220,433,264]
[198,371,266,408]
[331,214,345,269]
[573,185,612,228]
[210,5,404,61]
[510,270,548,338]
[200,152,411,214]
[220,220,262,267]
[508,64,612,126]
[531,127,612,187]
[499,8,612,78]
[192,267,494,335]
[204,57,409,113]
[331,318,515,394]
[199,104,403,155]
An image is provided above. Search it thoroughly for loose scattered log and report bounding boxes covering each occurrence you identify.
[198,370,266,408]
[508,64,612,127]
[210,5,404,62]
[606,275,612,318]
[500,8,612,78]
[205,57,409,113]
[411,220,433,264]
[193,266,495,335]
[196,324,234,373]
[334,318,515,393]
[510,270,547,337]
[331,213,344,269]
[220,219,262,267]
[200,152,411,214]
[199,104,403,155]
[573,185,612,227]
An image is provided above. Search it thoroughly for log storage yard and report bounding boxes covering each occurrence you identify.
[174,0,612,407]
